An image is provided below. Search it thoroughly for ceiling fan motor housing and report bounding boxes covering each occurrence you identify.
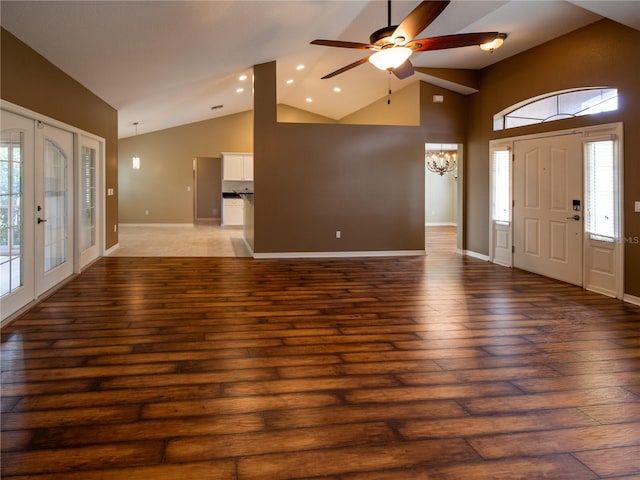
[370,25,402,46]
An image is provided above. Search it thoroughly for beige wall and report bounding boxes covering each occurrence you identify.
[339,82,420,126]
[118,111,252,223]
[277,104,337,123]
[1,28,119,248]
[466,19,640,297]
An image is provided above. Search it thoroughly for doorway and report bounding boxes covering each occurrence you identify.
[489,123,623,298]
[194,156,221,223]
[425,143,462,253]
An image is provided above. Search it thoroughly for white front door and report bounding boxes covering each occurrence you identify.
[35,124,74,296]
[513,133,583,286]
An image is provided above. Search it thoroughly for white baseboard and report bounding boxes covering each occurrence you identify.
[623,293,640,306]
[253,250,426,259]
[104,243,119,256]
[464,250,490,261]
[119,223,194,228]
[426,222,457,227]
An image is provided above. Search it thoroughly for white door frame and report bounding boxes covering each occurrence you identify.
[489,122,624,299]
[1,101,106,324]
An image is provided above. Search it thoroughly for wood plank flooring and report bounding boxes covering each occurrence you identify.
[2,229,639,479]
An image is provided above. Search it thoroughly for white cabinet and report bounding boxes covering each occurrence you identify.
[222,153,253,181]
[222,198,243,226]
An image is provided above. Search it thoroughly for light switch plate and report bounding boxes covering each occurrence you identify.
[635,201,640,212]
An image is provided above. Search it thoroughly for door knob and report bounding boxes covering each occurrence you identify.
[566,215,580,221]
[37,217,47,224]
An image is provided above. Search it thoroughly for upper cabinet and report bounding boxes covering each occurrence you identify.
[223,153,253,181]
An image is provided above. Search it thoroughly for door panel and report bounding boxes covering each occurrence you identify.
[514,134,582,286]
[78,135,101,269]
[35,124,74,296]
[0,111,35,321]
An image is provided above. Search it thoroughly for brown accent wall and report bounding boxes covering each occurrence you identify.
[252,62,468,255]
[1,27,119,248]
[118,112,252,223]
[467,19,640,296]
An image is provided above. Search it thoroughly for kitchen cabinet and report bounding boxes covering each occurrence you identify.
[222,153,253,181]
[222,198,243,226]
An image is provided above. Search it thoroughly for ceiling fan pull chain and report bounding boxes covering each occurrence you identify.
[387,71,392,105]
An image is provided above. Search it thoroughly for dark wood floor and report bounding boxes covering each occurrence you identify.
[2,227,639,479]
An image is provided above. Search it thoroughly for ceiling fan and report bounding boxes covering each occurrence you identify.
[311,0,502,80]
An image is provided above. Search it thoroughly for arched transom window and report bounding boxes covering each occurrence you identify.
[493,87,618,131]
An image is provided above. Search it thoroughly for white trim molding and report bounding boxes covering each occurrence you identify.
[623,294,640,307]
[464,250,490,261]
[253,250,426,259]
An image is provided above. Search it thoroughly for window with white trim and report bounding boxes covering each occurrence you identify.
[494,88,618,131]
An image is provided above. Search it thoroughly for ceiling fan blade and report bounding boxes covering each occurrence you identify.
[311,39,375,50]
[393,59,415,79]
[393,1,450,43]
[408,32,500,52]
[321,56,371,79]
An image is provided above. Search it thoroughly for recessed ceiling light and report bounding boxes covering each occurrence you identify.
[236,87,244,93]
[296,64,305,71]
[239,74,248,81]
[333,87,342,93]
[286,79,294,84]
[306,97,313,103]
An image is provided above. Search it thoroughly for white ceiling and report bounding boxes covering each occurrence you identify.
[1,1,638,138]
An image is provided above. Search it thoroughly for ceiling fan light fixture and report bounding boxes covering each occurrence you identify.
[369,46,412,71]
[480,33,507,52]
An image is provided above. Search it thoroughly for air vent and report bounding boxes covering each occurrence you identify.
[211,104,223,110]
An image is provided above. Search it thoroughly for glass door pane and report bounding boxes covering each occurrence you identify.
[0,130,23,295]
[43,139,68,272]
[79,145,96,252]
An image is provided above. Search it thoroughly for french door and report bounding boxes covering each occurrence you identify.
[1,111,35,318]
[1,111,75,321]
[35,123,74,295]
[78,136,101,269]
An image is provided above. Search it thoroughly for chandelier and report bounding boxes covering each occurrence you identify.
[426,150,457,176]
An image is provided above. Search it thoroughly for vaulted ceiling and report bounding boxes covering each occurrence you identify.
[2,1,638,138]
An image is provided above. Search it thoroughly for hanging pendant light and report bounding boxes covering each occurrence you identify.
[132,122,141,170]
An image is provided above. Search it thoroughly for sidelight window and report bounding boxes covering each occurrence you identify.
[584,139,618,242]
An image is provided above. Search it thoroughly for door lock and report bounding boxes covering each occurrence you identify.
[566,215,580,221]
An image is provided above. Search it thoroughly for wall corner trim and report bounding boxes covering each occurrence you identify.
[623,294,640,307]
[463,250,490,261]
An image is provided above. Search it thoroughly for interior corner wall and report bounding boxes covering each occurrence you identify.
[466,19,640,297]
[118,112,253,224]
[0,27,119,249]
[253,61,426,254]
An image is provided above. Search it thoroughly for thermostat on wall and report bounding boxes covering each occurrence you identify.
[433,95,444,103]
